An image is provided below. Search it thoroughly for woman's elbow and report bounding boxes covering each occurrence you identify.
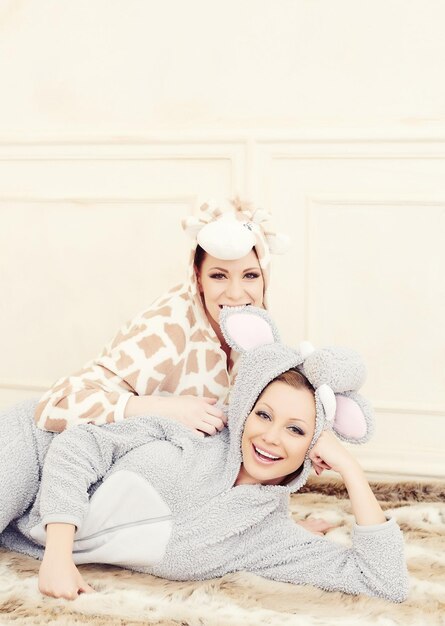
[34,402,68,433]
[376,572,410,603]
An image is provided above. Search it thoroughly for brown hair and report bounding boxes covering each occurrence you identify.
[194,244,207,271]
[271,368,314,395]
[193,244,262,272]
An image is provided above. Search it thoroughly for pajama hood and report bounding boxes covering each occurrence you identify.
[219,305,374,493]
[182,196,290,312]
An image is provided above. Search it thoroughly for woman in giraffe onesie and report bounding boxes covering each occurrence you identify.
[34,199,287,435]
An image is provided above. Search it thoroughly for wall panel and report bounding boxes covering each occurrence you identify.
[0,132,444,479]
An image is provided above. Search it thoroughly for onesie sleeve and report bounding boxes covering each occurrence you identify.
[255,516,409,603]
[37,415,182,531]
[34,296,188,432]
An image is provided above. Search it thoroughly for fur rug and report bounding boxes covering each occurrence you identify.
[0,477,444,626]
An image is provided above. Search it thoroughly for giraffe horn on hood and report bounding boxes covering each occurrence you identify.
[181,216,207,239]
[199,201,223,220]
[230,196,255,220]
[251,208,272,224]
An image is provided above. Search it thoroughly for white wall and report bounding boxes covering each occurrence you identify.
[0,0,444,478]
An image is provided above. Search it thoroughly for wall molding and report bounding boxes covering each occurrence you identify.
[1,125,445,143]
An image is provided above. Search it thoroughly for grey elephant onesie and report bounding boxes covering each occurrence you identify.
[0,306,409,603]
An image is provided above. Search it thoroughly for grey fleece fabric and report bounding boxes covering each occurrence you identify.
[1,405,408,602]
[0,307,409,602]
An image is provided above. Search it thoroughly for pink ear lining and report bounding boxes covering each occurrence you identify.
[225,313,275,351]
[333,395,367,439]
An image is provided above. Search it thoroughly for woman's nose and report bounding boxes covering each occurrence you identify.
[224,279,245,300]
[261,426,282,447]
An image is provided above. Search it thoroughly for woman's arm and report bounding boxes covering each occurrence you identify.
[37,416,178,534]
[309,430,386,525]
[124,394,226,435]
[256,430,408,602]
[35,307,225,434]
[257,511,409,602]
[38,523,94,599]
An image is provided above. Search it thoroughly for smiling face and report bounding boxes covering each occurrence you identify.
[196,249,264,342]
[236,380,316,487]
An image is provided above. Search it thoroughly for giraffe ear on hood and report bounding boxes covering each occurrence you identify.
[219,306,280,354]
[181,216,206,239]
[264,232,291,255]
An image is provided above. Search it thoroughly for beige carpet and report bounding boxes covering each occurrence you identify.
[0,478,444,626]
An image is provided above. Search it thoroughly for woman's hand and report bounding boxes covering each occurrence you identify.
[309,430,387,526]
[125,394,227,436]
[160,396,227,436]
[38,554,95,600]
[309,429,357,477]
[39,522,95,600]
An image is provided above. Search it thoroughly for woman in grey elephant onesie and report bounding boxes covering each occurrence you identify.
[0,306,409,603]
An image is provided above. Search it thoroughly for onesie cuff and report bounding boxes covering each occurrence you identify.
[41,514,82,531]
[114,392,134,422]
[353,515,396,534]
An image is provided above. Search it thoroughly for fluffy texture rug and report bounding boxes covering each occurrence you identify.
[0,477,444,626]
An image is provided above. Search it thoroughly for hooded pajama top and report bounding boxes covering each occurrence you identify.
[34,252,240,432]
[0,399,409,604]
[34,203,277,433]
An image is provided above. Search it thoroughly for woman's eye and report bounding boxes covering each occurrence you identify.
[210,273,226,280]
[244,272,260,280]
[288,426,305,436]
[256,410,271,421]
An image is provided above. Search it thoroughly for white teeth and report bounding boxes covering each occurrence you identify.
[254,445,281,460]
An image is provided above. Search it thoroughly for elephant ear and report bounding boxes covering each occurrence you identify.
[331,392,374,444]
[301,346,367,393]
[219,306,280,354]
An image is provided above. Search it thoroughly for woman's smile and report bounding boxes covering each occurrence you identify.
[251,443,283,464]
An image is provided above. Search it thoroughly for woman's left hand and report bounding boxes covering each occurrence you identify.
[309,429,357,477]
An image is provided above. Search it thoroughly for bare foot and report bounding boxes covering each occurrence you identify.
[296,517,334,536]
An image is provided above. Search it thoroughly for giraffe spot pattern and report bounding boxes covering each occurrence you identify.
[142,306,172,320]
[43,416,68,432]
[159,359,185,394]
[124,371,140,392]
[186,350,199,374]
[206,350,220,371]
[214,369,228,387]
[56,396,69,410]
[145,378,159,395]
[203,385,218,400]
[165,324,186,354]
[155,359,175,375]
[79,402,105,422]
[180,386,198,396]
[186,307,196,328]
[191,329,205,342]
[111,324,146,349]
[137,334,165,358]
[116,351,135,370]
